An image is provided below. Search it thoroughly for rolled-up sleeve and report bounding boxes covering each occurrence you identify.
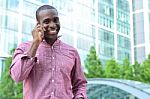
[10,43,37,83]
[71,50,88,99]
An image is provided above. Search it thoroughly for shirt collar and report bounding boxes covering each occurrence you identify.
[42,38,61,47]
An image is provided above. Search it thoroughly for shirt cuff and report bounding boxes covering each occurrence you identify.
[76,95,83,99]
[75,93,87,99]
[22,52,37,62]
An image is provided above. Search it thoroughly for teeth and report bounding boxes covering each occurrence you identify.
[50,30,56,33]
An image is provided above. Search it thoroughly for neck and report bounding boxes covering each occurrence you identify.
[45,38,57,46]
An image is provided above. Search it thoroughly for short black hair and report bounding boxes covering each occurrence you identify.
[36,5,57,21]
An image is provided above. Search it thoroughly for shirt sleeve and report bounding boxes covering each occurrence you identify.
[71,50,88,99]
[9,43,37,83]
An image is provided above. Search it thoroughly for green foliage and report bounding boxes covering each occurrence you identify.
[132,61,141,81]
[105,59,120,78]
[84,46,104,78]
[119,58,133,79]
[140,55,150,84]
[0,49,23,99]
[84,46,150,84]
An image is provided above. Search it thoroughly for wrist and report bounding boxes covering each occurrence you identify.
[33,39,41,45]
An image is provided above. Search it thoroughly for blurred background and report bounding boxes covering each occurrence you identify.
[0,0,150,99]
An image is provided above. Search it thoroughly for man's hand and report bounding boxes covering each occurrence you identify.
[27,23,45,57]
[32,23,44,43]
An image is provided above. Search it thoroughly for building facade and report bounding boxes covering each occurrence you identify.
[132,0,150,63]
[98,0,132,65]
[0,0,132,77]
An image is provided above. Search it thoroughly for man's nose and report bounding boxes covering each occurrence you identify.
[49,22,56,29]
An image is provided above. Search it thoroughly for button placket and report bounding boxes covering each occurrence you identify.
[52,79,54,83]
[51,92,54,95]
[50,46,56,98]
[52,68,55,71]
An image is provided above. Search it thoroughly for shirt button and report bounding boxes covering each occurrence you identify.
[51,92,54,95]
[30,57,33,61]
[52,80,54,82]
[37,59,39,63]
[52,68,55,71]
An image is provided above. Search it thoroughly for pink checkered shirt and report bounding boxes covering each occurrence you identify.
[10,39,87,99]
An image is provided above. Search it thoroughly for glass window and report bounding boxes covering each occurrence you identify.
[117,35,131,61]
[52,0,73,14]
[36,0,49,3]
[149,13,150,43]
[77,0,95,8]
[0,15,6,28]
[98,28,114,58]
[134,47,145,63]
[132,0,143,11]
[5,15,18,31]
[77,38,93,51]
[0,0,6,8]
[6,0,19,12]
[99,15,114,29]
[74,3,95,23]
[133,13,145,45]
[149,0,150,9]
[98,28,114,45]
[78,50,88,69]
[22,34,32,42]
[0,60,2,79]
[116,8,130,35]
[99,2,114,17]
[99,41,114,58]
[2,29,18,53]
[22,16,35,34]
[117,35,131,50]
[116,0,130,35]
[117,48,130,61]
[76,21,96,38]
[117,0,129,11]
[0,59,5,80]
[23,1,38,17]
[60,29,74,45]
[59,15,73,30]
[103,0,113,4]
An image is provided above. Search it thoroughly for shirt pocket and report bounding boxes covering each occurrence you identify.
[60,50,74,76]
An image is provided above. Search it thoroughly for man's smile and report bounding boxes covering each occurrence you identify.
[47,30,57,35]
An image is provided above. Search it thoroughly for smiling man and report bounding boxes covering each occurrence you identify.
[10,5,87,99]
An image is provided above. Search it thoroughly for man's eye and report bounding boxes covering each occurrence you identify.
[53,18,59,23]
[44,20,50,24]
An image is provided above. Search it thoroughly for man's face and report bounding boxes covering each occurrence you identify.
[38,9,60,41]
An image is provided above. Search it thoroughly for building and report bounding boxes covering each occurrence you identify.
[132,0,150,63]
[0,0,132,77]
[98,0,132,65]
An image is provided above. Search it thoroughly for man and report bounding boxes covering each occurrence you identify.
[10,5,87,99]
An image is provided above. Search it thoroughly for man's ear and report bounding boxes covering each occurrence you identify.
[36,21,40,25]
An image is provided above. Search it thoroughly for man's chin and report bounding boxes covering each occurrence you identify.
[44,35,57,40]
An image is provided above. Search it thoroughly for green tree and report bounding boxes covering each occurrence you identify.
[0,49,23,99]
[119,58,133,80]
[105,59,119,78]
[140,54,150,84]
[84,46,104,78]
[132,61,141,81]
